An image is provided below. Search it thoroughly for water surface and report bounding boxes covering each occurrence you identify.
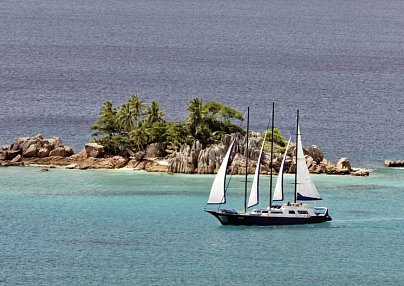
[1,0,403,165]
[0,166,403,285]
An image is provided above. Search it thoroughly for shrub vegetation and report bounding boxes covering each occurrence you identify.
[90,94,248,155]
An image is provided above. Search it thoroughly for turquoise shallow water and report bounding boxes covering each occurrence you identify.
[0,167,403,285]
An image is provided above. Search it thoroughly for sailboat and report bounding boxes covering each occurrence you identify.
[204,106,332,226]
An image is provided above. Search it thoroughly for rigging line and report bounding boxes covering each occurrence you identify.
[217,108,248,209]
[269,102,275,208]
[263,103,272,133]
[294,109,299,203]
[285,113,298,142]
[243,107,250,213]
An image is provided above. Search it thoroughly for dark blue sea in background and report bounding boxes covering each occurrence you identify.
[1,0,403,166]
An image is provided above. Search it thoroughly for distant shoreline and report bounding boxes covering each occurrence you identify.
[1,134,372,176]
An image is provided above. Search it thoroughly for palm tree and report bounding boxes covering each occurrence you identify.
[117,102,135,134]
[99,101,115,118]
[90,101,119,138]
[163,122,189,152]
[128,93,146,121]
[186,97,207,138]
[129,121,149,151]
[145,101,165,125]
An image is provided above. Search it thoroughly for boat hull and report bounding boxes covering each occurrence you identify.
[205,210,332,226]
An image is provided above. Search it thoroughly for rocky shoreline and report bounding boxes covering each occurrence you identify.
[384,160,404,168]
[0,134,371,176]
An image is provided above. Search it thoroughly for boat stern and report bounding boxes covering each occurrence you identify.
[324,209,332,221]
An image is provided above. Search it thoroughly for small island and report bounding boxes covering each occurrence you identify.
[0,94,370,176]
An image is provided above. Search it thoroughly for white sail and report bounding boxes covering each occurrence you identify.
[296,126,321,200]
[247,136,266,208]
[273,136,291,201]
[207,139,235,204]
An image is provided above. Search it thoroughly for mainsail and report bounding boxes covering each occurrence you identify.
[207,139,235,204]
[247,136,266,208]
[296,126,321,200]
[273,136,291,201]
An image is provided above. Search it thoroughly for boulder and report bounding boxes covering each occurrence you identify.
[0,152,6,160]
[64,146,74,157]
[32,133,44,141]
[322,160,337,174]
[135,151,146,161]
[22,143,38,157]
[309,163,323,174]
[230,153,255,175]
[207,146,219,173]
[168,150,193,173]
[11,154,22,163]
[38,148,50,158]
[19,136,44,155]
[119,148,135,158]
[49,147,66,157]
[307,145,324,164]
[197,145,225,174]
[190,140,202,169]
[306,156,314,170]
[166,141,206,174]
[126,159,140,169]
[85,143,105,158]
[145,143,165,158]
[111,156,129,168]
[70,149,87,160]
[351,168,371,176]
[133,160,148,170]
[91,158,114,169]
[336,157,352,174]
[10,137,27,152]
[48,137,63,149]
[384,160,404,167]
[222,134,232,150]
[71,156,128,169]
[145,161,169,172]
[3,135,74,161]
[6,150,20,160]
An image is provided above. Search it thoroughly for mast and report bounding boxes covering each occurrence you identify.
[244,107,249,213]
[294,109,299,203]
[269,102,275,208]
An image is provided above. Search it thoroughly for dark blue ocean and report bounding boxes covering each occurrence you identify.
[1,0,403,166]
[1,1,404,285]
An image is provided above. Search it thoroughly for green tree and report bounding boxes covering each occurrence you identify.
[186,97,208,138]
[186,97,245,144]
[261,128,288,153]
[203,100,244,140]
[145,100,165,125]
[203,101,243,123]
[163,122,192,152]
[91,94,245,156]
[90,101,119,138]
[128,93,146,121]
[130,121,149,150]
[90,101,131,154]
[117,102,136,134]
